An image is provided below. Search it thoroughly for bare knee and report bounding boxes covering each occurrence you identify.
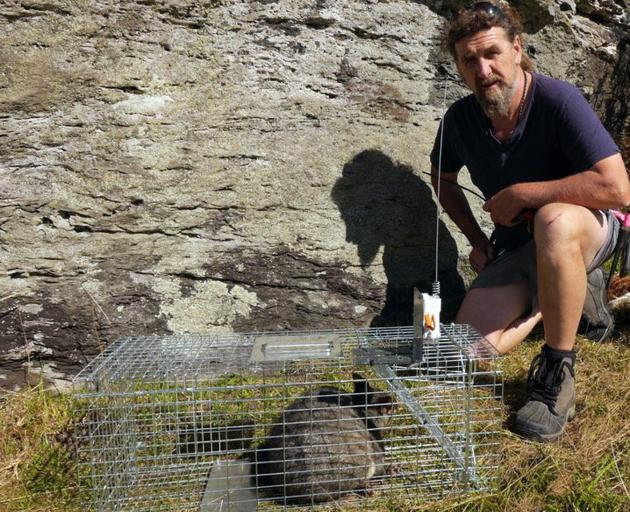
[533,203,581,248]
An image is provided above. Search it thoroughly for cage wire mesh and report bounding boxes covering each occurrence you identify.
[74,325,503,511]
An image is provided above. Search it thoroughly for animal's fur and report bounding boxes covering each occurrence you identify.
[250,374,393,503]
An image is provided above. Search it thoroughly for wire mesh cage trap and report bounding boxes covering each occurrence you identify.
[74,325,503,511]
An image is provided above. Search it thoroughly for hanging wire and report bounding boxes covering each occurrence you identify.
[433,81,449,291]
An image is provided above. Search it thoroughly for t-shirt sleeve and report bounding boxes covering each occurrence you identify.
[430,111,464,174]
[557,89,620,173]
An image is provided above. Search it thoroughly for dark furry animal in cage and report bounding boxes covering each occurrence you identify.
[251,374,393,503]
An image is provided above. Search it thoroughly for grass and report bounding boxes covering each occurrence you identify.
[0,382,86,512]
[0,333,628,512]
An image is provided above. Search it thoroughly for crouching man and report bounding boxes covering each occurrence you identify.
[430,2,630,440]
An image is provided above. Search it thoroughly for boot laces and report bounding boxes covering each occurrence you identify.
[526,354,574,411]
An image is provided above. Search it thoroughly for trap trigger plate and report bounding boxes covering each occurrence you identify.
[250,334,343,362]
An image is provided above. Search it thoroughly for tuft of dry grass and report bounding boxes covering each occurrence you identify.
[0,383,85,512]
[0,334,628,512]
[608,276,630,301]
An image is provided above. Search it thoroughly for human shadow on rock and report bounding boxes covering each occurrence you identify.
[331,150,465,327]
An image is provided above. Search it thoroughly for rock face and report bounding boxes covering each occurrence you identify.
[0,0,627,390]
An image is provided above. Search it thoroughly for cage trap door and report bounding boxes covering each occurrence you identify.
[249,333,343,362]
[200,459,257,512]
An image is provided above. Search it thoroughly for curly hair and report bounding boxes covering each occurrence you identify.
[447,2,533,71]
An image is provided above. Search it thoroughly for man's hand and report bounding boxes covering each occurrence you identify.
[483,185,527,226]
[469,239,496,273]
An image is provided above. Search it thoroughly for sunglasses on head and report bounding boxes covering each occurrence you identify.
[469,2,507,19]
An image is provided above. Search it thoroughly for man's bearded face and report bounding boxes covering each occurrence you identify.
[474,71,518,117]
[454,27,522,118]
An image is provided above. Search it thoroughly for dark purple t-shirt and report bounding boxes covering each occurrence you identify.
[430,73,620,251]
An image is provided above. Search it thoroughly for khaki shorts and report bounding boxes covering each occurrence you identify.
[470,209,620,310]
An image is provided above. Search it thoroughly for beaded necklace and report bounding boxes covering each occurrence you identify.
[516,68,528,122]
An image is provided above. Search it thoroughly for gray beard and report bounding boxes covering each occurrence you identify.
[476,79,517,118]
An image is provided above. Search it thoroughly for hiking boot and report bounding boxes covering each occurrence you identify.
[581,266,614,342]
[513,345,576,442]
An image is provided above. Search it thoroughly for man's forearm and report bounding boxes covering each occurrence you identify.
[483,154,630,226]
[515,154,630,211]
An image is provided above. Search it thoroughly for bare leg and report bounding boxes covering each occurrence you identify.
[534,204,608,351]
[456,282,541,355]
[457,205,608,356]
[511,205,607,441]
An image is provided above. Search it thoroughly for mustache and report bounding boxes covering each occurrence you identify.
[478,74,505,88]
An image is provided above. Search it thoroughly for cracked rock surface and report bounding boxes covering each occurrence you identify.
[1,0,627,389]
